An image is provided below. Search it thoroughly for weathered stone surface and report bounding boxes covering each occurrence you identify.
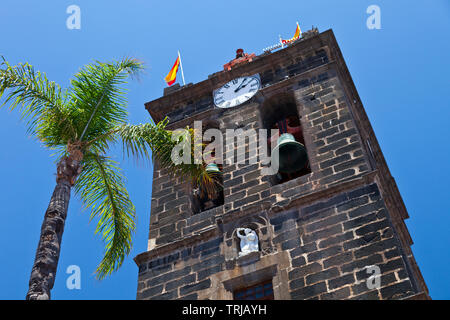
[134,28,429,300]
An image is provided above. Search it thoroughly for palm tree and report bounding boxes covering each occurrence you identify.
[0,57,216,300]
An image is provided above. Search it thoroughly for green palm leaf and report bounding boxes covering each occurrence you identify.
[75,152,136,279]
[0,56,75,147]
[114,120,221,197]
[69,57,144,142]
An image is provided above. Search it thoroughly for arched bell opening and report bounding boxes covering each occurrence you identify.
[191,120,224,214]
[260,93,311,185]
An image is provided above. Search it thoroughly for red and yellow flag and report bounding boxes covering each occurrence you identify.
[293,22,301,39]
[164,55,180,86]
[281,22,302,44]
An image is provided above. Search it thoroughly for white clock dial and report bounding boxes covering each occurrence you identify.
[213,74,260,108]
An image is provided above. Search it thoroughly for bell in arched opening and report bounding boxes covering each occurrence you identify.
[205,163,221,174]
[271,133,308,174]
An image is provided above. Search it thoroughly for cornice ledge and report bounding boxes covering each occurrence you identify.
[267,171,378,217]
[133,226,218,265]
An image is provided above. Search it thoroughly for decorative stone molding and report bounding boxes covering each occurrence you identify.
[197,251,291,300]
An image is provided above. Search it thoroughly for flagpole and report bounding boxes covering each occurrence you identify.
[178,50,186,86]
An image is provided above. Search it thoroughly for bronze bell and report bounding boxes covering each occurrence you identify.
[271,133,308,174]
[205,163,221,173]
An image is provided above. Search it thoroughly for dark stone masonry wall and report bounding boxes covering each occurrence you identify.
[136,29,428,300]
[137,183,416,300]
[148,65,372,249]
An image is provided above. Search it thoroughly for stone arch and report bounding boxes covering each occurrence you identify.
[223,213,275,260]
[258,91,311,185]
[190,117,224,215]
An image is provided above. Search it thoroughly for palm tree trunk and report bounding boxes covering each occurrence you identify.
[26,156,81,300]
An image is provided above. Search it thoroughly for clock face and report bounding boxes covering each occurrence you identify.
[213,74,260,108]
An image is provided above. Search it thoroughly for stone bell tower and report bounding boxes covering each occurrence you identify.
[134,28,429,300]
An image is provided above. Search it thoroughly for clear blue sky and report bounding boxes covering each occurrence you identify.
[0,0,449,300]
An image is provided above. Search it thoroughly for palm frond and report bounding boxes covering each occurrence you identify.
[0,57,76,146]
[116,118,170,161]
[69,57,144,142]
[113,119,221,196]
[74,152,136,279]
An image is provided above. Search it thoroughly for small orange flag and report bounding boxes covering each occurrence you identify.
[292,22,301,39]
[164,55,181,86]
[281,22,302,44]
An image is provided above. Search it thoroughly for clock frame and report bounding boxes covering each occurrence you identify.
[213,74,261,108]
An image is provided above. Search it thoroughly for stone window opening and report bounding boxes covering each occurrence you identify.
[191,120,224,214]
[233,279,274,300]
[260,93,311,185]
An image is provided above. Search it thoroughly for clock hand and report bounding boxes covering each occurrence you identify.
[234,79,248,92]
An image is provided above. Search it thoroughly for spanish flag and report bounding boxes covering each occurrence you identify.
[281,22,302,44]
[164,55,181,86]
